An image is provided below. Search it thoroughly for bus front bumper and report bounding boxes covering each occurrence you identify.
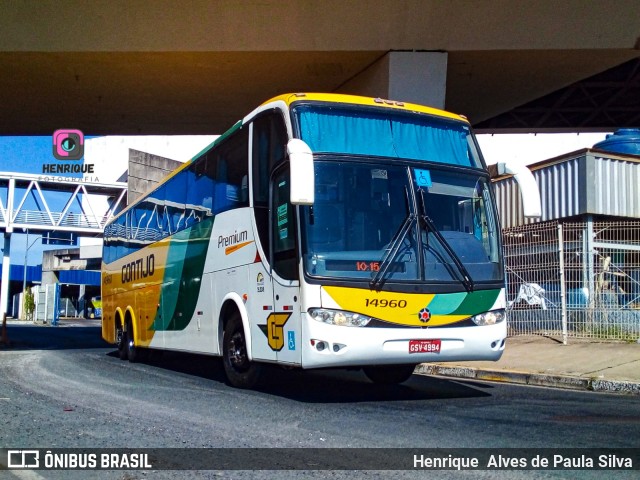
[301,319,507,369]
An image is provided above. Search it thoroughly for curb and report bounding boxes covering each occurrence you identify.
[415,364,640,395]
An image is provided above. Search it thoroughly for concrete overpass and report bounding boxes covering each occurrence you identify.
[1,0,639,135]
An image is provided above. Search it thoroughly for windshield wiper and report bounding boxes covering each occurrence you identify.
[370,187,414,289]
[369,213,415,289]
[418,189,474,292]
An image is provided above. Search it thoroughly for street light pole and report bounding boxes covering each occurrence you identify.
[22,230,75,295]
[22,231,43,291]
[22,229,29,298]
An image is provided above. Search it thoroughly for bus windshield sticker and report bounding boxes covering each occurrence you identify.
[277,203,288,226]
[279,227,288,240]
[371,169,388,180]
[414,168,432,188]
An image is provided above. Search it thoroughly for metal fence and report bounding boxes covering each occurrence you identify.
[504,219,640,343]
[33,283,61,325]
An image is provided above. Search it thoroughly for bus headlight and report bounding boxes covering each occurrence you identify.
[470,309,505,326]
[309,308,372,327]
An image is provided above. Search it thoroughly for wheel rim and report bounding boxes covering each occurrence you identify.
[228,331,249,372]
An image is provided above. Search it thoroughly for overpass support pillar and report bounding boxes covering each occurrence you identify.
[338,51,448,109]
[1,233,11,317]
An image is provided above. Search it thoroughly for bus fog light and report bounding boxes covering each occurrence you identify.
[471,309,505,326]
[308,308,372,327]
[332,343,346,352]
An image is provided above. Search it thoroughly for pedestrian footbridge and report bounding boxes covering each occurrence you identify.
[0,172,126,235]
[0,172,127,317]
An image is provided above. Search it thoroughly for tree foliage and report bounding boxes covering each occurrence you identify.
[24,288,35,321]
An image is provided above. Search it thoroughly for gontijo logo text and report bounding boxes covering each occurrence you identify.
[121,254,155,284]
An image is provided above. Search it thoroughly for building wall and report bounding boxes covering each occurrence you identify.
[127,149,182,204]
[493,150,640,229]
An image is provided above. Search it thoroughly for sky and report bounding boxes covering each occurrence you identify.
[476,132,610,166]
[0,132,611,174]
[1,132,611,266]
[0,136,84,174]
[1,134,215,266]
[0,136,84,266]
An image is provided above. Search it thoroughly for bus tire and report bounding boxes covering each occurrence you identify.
[362,364,416,384]
[222,314,262,389]
[125,320,139,363]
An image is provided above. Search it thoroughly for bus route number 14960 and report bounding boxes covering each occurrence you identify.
[364,299,407,308]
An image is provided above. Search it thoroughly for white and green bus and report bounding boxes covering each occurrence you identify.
[102,93,539,388]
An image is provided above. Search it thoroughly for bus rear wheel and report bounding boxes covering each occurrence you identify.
[363,364,416,384]
[124,320,139,363]
[222,315,262,389]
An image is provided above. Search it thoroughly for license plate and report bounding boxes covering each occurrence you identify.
[409,339,441,354]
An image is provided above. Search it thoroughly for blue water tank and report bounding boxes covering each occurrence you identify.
[593,129,640,156]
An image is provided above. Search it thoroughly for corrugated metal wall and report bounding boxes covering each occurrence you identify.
[537,157,583,220]
[493,151,640,228]
[58,269,101,286]
[591,155,640,218]
[0,264,42,282]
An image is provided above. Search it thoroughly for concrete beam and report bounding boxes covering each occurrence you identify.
[1,1,638,52]
[338,51,448,109]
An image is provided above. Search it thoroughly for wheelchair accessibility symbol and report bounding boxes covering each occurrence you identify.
[415,168,432,188]
[287,331,296,351]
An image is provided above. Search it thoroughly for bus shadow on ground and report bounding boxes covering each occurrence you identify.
[119,348,494,404]
[2,324,109,351]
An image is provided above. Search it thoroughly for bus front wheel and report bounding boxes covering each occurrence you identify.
[222,315,262,389]
[362,365,416,384]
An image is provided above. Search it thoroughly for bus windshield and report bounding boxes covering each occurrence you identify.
[294,104,483,168]
[301,161,502,286]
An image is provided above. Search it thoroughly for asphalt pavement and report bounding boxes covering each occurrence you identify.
[3,317,640,394]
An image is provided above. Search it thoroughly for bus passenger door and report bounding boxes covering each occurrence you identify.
[247,261,277,363]
[272,279,301,365]
[270,165,302,366]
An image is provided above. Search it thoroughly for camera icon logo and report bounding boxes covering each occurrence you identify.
[53,129,84,160]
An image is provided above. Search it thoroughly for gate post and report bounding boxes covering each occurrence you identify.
[52,283,61,326]
[558,223,568,345]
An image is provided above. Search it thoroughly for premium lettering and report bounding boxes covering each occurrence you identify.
[218,230,248,248]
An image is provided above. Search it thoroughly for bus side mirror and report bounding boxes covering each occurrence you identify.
[497,161,541,218]
[288,139,315,205]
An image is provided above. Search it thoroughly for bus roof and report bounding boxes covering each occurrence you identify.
[106,93,469,225]
[263,92,469,124]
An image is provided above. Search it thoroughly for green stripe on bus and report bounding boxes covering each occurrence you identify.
[450,289,501,316]
[151,217,215,331]
[426,292,467,315]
